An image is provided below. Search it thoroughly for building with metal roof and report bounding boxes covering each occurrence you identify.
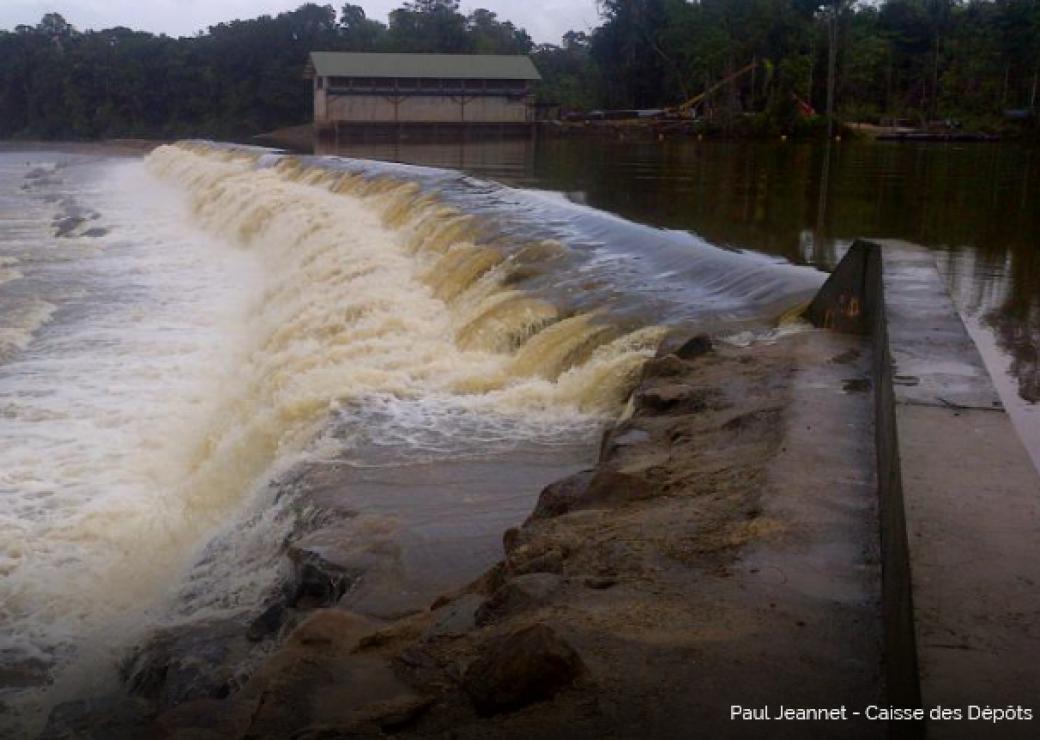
[305,51,541,132]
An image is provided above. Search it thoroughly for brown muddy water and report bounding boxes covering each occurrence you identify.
[314,135,1040,471]
[0,135,1035,733]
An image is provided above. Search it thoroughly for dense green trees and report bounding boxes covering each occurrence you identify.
[0,0,1037,139]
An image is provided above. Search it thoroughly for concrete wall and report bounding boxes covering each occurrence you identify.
[321,93,530,124]
[810,241,922,733]
[810,240,1040,738]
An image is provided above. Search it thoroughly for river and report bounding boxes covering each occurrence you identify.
[0,140,820,733]
[0,136,1035,733]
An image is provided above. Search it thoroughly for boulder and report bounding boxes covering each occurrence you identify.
[674,333,713,359]
[474,573,562,626]
[528,469,655,521]
[286,515,402,609]
[640,354,687,379]
[634,383,707,414]
[462,624,585,715]
[121,619,255,710]
[654,332,713,360]
[424,593,484,639]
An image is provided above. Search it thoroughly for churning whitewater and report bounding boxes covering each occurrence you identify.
[0,142,821,731]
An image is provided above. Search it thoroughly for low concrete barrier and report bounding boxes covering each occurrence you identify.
[809,240,923,733]
[809,239,1040,738]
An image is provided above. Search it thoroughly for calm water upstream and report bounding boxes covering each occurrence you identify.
[315,135,1040,471]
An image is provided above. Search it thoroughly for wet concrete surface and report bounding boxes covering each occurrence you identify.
[880,242,1040,738]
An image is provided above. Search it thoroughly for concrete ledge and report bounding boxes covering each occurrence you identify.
[810,240,1040,738]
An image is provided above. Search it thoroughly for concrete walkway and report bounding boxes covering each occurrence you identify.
[812,239,1040,738]
[883,243,1040,738]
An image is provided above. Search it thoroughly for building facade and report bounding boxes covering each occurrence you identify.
[306,52,541,129]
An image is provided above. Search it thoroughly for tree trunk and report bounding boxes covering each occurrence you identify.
[826,6,839,138]
[1031,60,1038,110]
[808,32,815,106]
[930,36,940,120]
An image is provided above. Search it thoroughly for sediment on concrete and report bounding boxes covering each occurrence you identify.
[810,239,1040,739]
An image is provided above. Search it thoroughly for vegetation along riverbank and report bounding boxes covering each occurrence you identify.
[1,1,1038,141]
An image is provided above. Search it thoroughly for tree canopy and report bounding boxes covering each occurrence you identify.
[0,0,1037,139]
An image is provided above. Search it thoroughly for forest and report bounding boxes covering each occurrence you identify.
[0,0,1037,139]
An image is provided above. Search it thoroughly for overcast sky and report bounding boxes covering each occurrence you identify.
[0,0,600,45]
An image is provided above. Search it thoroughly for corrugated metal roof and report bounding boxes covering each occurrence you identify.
[308,52,541,80]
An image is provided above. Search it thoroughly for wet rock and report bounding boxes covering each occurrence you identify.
[674,333,713,360]
[654,332,713,360]
[290,608,377,648]
[641,354,687,379]
[287,516,401,608]
[635,383,707,414]
[122,619,252,710]
[241,611,415,739]
[40,696,156,740]
[599,423,651,460]
[424,593,484,639]
[246,602,288,642]
[528,469,655,521]
[502,526,522,555]
[474,573,562,626]
[507,545,564,576]
[462,624,585,715]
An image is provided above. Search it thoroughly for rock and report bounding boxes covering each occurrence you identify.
[247,603,288,642]
[502,526,522,555]
[474,573,562,626]
[40,696,156,740]
[635,383,707,414]
[528,469,655,521]
[599,423,651,460]
[289,608,377,649]
[640,354,687,379]
[674,333,713,360]
[462,624,585,715]
[583,576,617,589]
[240,611,416,740]
[507,546,564,576]
[424,593,484,639]
[122,619,252,710]
[654,332,713,360]
[286,515,402,608]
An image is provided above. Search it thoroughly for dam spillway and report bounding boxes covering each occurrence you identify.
[0,142,823,733]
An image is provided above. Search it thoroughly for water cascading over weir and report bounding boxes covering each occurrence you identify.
[0,141,825,735]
